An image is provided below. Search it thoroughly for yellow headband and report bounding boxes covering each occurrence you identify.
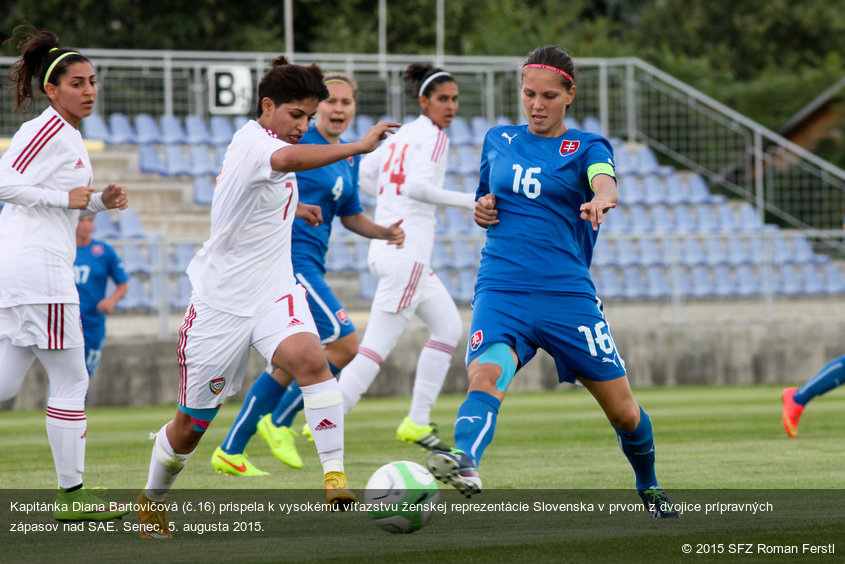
[43,51,80,90]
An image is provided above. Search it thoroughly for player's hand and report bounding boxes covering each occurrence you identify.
[296,202,322,226]
[356,121,401,153]
[68,186,95,209]
[102,183,129,210]
[474,193,498,227]
[385,219,405,248]
[579,197,616,231]
[97,297,117,314]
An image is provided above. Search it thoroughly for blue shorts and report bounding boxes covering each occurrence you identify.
[82,324,106,377]
[295,270,356,344]
[466,290,626,384]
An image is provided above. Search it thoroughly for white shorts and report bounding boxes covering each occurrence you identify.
[177,285,318,409]
[0,303,83,350]
[370,257,450,320]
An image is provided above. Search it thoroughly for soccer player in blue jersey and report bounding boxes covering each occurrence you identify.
[212,73,404,475]
[74,215,128,377]
[426,46,679,519]
[782,357,845,437]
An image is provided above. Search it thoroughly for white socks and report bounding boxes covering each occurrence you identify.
[301,379,345,474]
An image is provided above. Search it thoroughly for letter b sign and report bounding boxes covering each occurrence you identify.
[208,66,252,115]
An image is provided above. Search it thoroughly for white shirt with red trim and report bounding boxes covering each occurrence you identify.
[186,120,299,317]
[359,114,474,266]
[0,107,93,307]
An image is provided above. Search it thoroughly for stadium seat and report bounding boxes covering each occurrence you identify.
[628,205,651,233]
[108,113,136,144]
[430,240,452,270]
[164,146,191,176]
[681,237,706,267]
[210,115,234,145]
[452,239,480,270]
[687,174,714,205]
[660,237,681,266]
[716,204,738,232]
[457,270,476,303]
[823,264,845,294]
[82,113,111,143]
[139,145,165,175]
[353,241,370,271]
[602,207,628,234]
[618,176,645,206]
[725,236,751,266]
[664,174,690,205]
[712,265,735,297]
[461,174,479,194]
[169,243,196,273]
[470,116,489,145]
[327,241,357,272]
[596,267,622,300]
[190,145,219,176]
[359,271,377,300]
[118,209,149,239]
[592,239,615,267]
[615,238,640,268]
[185,115,211,145]
[161,115,187,145]
[703,237,728,266]
[792,235,829,264]
[613,147,636,176]
[695,205,719,233]
[455,146,478,175]
[93,212,120,239]
[777,265,802,296]
[355,115,375,139]
[638,238,664,267]
[232,115,250,131]
[582,116,603,136]
[801,264,824,295]
[635,146,662,176]
[689,266,713,298]
[651,204,673,234]
[215,145,228,169]
[770,236,792,265]
[193,176,215,206]
[621,267,646,299]
[640,174,665,206]
[444,207,472,235]
[120,244,151,275]
[448,116,472,146]
[737,203,764,231]
[171,275,193,310]
[645,266,670,299]
[120,276,154,311]
[134,113,162,145]
[673,205,696,234]
[734,265,760,297]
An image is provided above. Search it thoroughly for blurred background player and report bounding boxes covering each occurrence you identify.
[337,63,476,452]
[0,25,129,521]
[74,215,128,378]
[135,56,398,538]
[426,46,679,519]
[212,72,404,474]
[782,356,845,437]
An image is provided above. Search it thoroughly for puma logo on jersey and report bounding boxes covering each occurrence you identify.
[74,158,85,169]
[501,132,518,144]
[602,357,619,367]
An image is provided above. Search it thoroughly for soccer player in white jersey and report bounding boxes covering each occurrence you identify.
[0,25,129,521]
[338,64,475,451]
[135,56,398,538]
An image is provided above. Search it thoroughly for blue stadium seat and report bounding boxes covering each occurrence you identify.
[171,275,193,310]
[461,174,479,193]
[613,147,637,176]
[161,115,187,145]
[120,276,153,311]
[93,212,120,239]
[354,241,370,271]
[120,244,151,275]
[824,264,845,294]
[687,174,714,205]
[358,271,377,300]
[771,236,792,265]
[640,174,665,206]
[455,146,478,175]
[210,115,234,145]
[801,264,824,295]
[82,113,111,143]
[232,115,250,131]
[193,176,215,206]
[689,266,713,298]
[660,238,680,266]
[704,237,728,266]
[596,267,622,300]
[328,241,357,272]
[444,207,472,235]
[621,267,646,299]
[602,207,629,234]
[457,270,476,303]
[628,205,651,233]
[139,145,165,175]
[645,266,670,299]
[134,113,162,145]
[108,113,136,144]
[639,238,664,267]
[713,265,735,297]
[618,176,645,206]
[190,146,218,177]
[164,146,191,176]
[592,239,615,267]
[355,115,375,139]
[737,203,764,231]
[470,116,489,145]
[185,115,211,145]
[169,243,196,273]
[118,209,149,239]
[615,238,640,267]
[777,265,802,296]
[582,116,603,136]
[664,174,690,205]
[439,271,458,298]
[430,240,453,270]
[448,117,472,146]
[681,237,706,266]
[747,236,768,264]
[725,236,751,266]
[215,145,228,169]
[673,205,696,234]
[716,204,738,232]
[650,204,673,234]
[735,265,760,297]
[635,146,664,176]
[452,239,480,270]
[792,235,829,264]
[695,205,719,233]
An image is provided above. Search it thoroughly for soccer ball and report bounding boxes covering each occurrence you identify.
[364,460,440,534]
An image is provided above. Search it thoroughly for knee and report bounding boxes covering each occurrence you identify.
[291,350,331,386]
[608,402,641,432]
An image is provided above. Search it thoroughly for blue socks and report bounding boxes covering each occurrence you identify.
[221,371,285,455]
[794,355,845,406]
[453,390,500,465]
[615,406,658,491]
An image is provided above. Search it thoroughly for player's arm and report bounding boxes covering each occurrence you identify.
[97,281,128,314]
[340,213,404,247]
[473,135,496,228]
[0,184,93,209]
[579,172,618,231]
[401,135,475,210]
[271,121,399,173]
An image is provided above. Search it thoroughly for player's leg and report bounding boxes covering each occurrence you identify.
[782,355,845,437]
[398,284,462,451]
[82,326,105,378]
[217,368,287,459]
[0,337,35,401]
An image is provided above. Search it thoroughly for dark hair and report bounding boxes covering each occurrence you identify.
[522,45,576,89]
[255,56,329,118]
[404,63,455,99]
[4,24,90,112]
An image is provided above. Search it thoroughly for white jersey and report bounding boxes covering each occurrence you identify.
[359,115,474,266]
[186,120,298,317]
[0,107,93,307]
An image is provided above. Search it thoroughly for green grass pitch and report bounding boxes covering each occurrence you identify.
[1,385,842,563]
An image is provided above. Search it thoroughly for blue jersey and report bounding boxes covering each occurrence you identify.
[475,126,615,297]
[291,126,363,274]
[74,239,129,332]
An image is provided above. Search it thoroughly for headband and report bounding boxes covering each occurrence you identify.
[418,71,452,97]
[522,63,574,85]
[324,76,353,87]
[43,51,81,90]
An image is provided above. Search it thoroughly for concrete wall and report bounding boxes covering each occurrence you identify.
[4,305,843,411]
